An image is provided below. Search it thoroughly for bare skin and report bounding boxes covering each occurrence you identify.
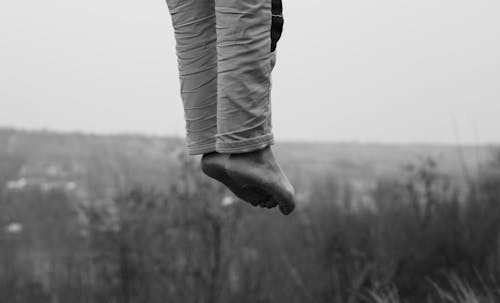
[201,147,296,215]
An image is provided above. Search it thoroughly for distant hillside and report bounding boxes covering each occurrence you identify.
[275,140,496,181]
[0,128,497,201]
[0,128,185,200]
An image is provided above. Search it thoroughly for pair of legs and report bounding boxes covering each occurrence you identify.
[166,0,295,214]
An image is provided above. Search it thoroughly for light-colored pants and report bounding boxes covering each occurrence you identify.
[166,0,284,155]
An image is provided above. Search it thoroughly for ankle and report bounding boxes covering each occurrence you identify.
[202,151,218,158]
[201,152,221,173]
[230,146,271,158]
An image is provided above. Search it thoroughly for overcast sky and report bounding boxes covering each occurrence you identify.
[1,0,499,144]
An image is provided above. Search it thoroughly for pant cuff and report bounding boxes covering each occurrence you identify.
[215,133,274,154]
[187,140,216,155]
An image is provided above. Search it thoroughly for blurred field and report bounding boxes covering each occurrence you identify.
[1,128,500,303]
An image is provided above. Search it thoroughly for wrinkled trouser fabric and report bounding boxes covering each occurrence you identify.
[166,0,284,155]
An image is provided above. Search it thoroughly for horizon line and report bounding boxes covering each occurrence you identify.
[0,125,499,148]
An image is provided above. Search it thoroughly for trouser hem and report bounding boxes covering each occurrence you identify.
[215,133,274,154]
[187,140,216,155]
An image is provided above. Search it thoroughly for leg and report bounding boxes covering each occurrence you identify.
[166,0,218,155]
[209,0,295,214]
[166,0,271,205]
[215,0,274,153]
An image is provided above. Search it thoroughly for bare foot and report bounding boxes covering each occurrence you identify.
[225,147,296,215]
[201,152,274,208]
[201,148,296,215]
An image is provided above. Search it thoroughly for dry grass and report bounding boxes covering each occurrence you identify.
[366,274,500,303]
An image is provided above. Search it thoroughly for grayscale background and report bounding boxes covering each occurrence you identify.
[1,0,499,302]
